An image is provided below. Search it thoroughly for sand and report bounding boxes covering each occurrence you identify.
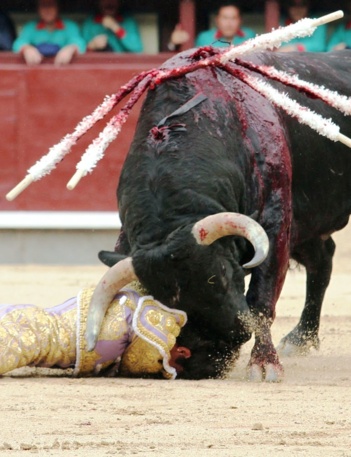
[0,226,350,456]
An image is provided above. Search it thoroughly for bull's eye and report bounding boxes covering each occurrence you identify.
[220,263,229,290]
[221,263,226,276]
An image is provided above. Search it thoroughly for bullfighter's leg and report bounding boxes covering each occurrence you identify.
[245,227,290,383]
[0,301,76,375]
[277,236,335,356]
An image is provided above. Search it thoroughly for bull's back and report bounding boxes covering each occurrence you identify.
[252,51,351,240]
[119,49,351,243]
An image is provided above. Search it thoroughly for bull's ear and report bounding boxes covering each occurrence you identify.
[249,210,259,221]
[98,250,128,267]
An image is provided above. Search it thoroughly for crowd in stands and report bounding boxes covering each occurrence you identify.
[0,0,143,64]
[1,0,351,65]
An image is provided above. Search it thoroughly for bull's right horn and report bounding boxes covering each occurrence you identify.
[85,257,137,351]
[191,212,269,269]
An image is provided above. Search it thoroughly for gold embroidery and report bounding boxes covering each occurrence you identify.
[0,305,76,375]
[75,287,135,376]
[126,281,148,296]
[76,285,186,379]
[119,336,164,378]
[120,297,186,379]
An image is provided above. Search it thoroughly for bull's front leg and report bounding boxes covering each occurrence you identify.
[277,236,335,356]
[245,219,291,382]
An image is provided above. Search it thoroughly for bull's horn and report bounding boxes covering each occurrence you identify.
[191,212,269,269]
[85,257,137,351]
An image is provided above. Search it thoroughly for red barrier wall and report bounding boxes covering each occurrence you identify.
[0,53,170,211]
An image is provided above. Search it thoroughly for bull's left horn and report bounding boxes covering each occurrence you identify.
[85,257,137,351]
[191,212,269,269]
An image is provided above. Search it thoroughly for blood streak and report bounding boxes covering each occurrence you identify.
[199,227,209,241]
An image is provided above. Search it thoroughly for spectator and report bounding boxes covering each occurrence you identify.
[0,8,17,51]
[168,3,255,51]
[196,3,255,47]
[327,1,351,50]
[280,0,326,52]
[82,0,143,53]
[168,24,190,51]
[12,0,85,65]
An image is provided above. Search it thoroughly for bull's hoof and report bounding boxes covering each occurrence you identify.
[247,362,284,383]
[248,339,284,382]
[247,364,263,382]
[277,332,320,357]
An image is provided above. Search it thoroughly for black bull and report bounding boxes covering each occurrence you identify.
[99,49,351,380]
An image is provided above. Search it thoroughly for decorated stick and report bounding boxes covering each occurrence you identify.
[6,175,34,202]
[5,71,154,201]
[220,10,344,63]
[67,74,154,190]
[236,59,351,117]
[226,67,351,148]
[6,95,117,201]
[339,133,351,148]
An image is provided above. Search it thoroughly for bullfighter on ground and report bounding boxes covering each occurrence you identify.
[0,282,191,379]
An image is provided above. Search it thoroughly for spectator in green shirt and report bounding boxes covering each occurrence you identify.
[195,3,255,48]
[327,1,351,50]
[168,2,255,51]
[82,0,143,53]
[279,0,326,52]
[13,0,86,65]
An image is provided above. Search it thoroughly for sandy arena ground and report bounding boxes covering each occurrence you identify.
[0,226,350,457]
